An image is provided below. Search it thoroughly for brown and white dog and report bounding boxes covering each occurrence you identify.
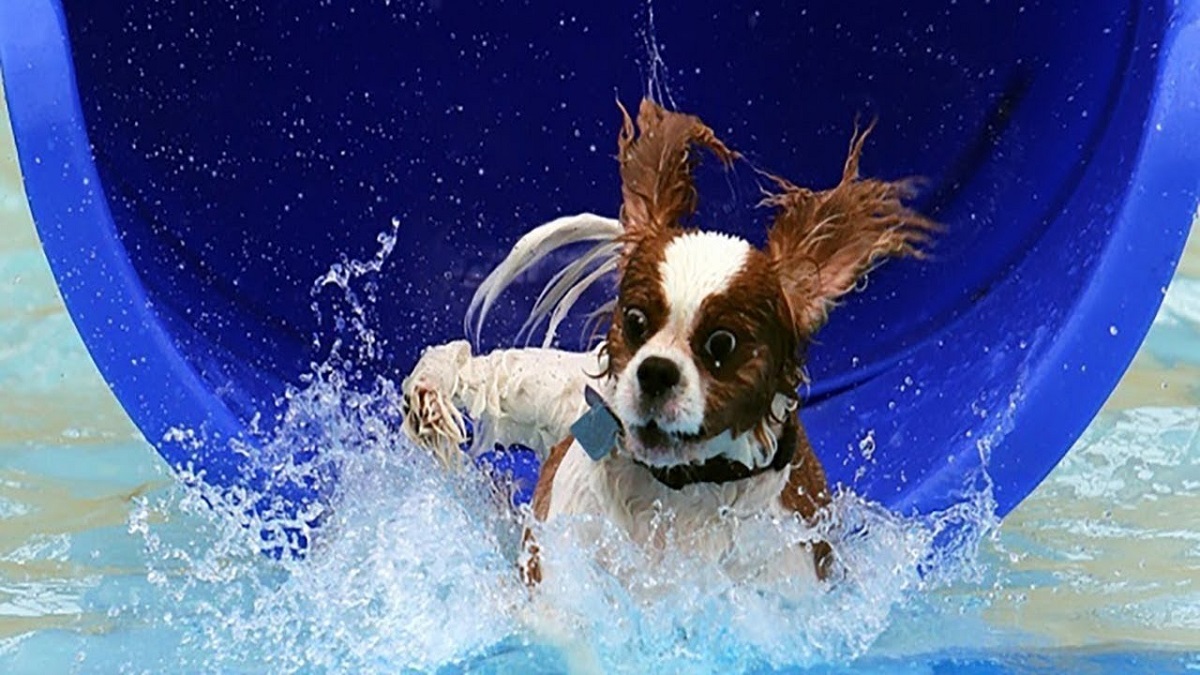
[402,99,936,589]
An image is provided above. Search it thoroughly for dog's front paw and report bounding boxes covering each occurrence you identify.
[403,378,468,470]
[402,340,473,469]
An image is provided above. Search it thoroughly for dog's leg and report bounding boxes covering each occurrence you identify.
[779,420,834,581]
[401,339,602,468]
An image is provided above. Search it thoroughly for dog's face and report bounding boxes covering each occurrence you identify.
[604,99,936,469]
[607,231,799,467]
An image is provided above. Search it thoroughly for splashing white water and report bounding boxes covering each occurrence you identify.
[127,433,1001,671]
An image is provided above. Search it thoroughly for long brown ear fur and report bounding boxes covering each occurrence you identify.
[763,121,940,332]
[616,98,737,259]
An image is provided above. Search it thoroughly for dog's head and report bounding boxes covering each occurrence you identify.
[604,99,936,470]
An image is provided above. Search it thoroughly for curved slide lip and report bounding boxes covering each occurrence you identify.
[889,0,1200,518]
[0,1,258,490]
[976,0,1200,515]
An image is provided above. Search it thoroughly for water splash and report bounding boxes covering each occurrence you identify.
[308,217,401,361]
[636,0,677,109]
[102,221,1010,672]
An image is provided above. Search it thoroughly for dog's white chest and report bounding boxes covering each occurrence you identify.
[543,441,816,583]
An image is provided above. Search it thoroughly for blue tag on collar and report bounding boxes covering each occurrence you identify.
[571,385,621,461]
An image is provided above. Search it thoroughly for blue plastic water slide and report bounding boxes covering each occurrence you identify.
[1,1,1196,535]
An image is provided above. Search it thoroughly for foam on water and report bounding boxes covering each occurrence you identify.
[98,223,1013,673]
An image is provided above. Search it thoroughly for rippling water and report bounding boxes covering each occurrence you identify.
[2,83,1199,672]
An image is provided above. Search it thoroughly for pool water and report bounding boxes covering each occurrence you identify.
[3,84,1200,673]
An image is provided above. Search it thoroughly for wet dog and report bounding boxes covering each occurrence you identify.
[402,98,936,588]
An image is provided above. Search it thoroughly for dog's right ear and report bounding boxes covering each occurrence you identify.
[616,98,737,262]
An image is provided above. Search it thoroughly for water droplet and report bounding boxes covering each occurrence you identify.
[858,431,877,461]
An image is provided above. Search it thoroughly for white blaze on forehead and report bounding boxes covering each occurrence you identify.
[611,231,751,439]
[660,231,751,327]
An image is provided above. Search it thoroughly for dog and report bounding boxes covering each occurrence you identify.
[401,98,936,589]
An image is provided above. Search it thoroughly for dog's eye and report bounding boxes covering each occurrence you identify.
[623,307,649,344]
[704,329,737,366]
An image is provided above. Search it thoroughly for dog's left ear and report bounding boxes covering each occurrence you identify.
[616,98,737,260]
[764,122,940,333]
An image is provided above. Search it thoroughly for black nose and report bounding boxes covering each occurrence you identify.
[637,356,681,399]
